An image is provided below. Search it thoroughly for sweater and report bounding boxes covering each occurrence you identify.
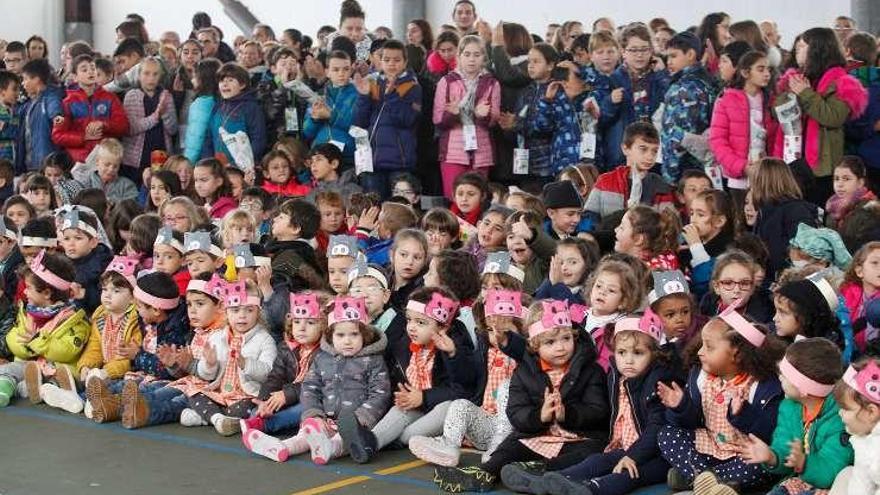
[122,87,178,170]
[76,304,142,378]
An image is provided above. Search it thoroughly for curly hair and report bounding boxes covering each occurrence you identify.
[683,317,786,381]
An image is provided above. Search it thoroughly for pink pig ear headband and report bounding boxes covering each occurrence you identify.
[134,286,179,310]
[406,292,460,325]
[224,281,261,308]
[288,292,323,320]
[843,360,880,405]
[30,249,72,291]
[719,302,765,348]
[327,296,369,326]
[483,289,527,319]
[186,274,229,301]
[528,299,573,338]
[614,309,664,343]
[779,356,835,397]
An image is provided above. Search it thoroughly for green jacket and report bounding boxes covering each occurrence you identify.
[5,306,91,366]
[765,396,853,488]
[520,227,555,295]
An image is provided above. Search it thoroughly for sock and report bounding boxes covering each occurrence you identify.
[0,377,14,407]
[281,431,310,455]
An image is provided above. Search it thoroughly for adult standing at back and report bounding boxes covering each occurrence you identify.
[324,0,373,64]
[452,0,478,36]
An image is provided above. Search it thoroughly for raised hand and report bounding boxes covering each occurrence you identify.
[445,97,461,116]
[203,344,217,367]
[547,254,563,285]
[784,439,806,473]
[511,217,533,241]
[657,381,684,408]
[357,205,381,230]
[431,329,456,356]
[682,224,702,246]
[540,388,556,423]
[353,73,370,95]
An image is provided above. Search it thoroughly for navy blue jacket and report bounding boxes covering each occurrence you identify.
[353,71,422,171]
[209,89,267,166]
[846,66,880,170]
[15,84,64,173]
[132,303,192,380]
[73,243,113,314]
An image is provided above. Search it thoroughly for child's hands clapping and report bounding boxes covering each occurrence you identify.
[612,455,639,478]
[548,254,563,285]
[174,345,193,371]
[737,433,776,465]
[310,99,331,120]
[394,383,423,410]
[784,439,806,473]
[118,340,141,360]
[788,73,810,95]
[657,381,684,408]
[431,329,456,357]
[357,206,380,231]
[498,112,517,131]
[445,97,461,116]
[203,344,218,367]
[156,344,177,367]
[540,388,560,423]
[474,100,491,119]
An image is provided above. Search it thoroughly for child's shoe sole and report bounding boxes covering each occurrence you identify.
[408,436,460,467]
[242,429,290,462]
[121,380,149,429]
[693,470,720,495]
[24,361,42,404]
[542,471,593,495]
[40,383,84,413]
[213,415,241,436]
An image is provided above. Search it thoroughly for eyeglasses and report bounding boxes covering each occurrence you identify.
[240,201,263,212]
[392,188,415,196]
[716,279,753,290]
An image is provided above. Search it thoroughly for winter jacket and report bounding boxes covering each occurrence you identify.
[261,178,310,198]
[533,88,592,174]
[765,397,853,489]
[183,95,215,163]
[698,289,775,325]
[426,51,456,78]
[51,85,129,162]
[773,67,868,177]
[660,64,719,182]
[709,88,779,182]
[209,90,267,167]
[599,65,670,168]
[300,331,391,428]
[132,303,191,380]
[70,163,139,203]
[665,366,783,444]
[305,169,363,203]
[196,324,277,398]
[433,70,501,169]
[520,226,556,295]
[846,66,880,170]
[264,238,326,295]
[257,73,308,145]
[76,303,142,378]
[5,305,90,366]
[257,340,317,404]
[754,198,819,280]
[506,332,609,440]
[584,165,675,222]
[353,71,422,171]
[16,84,63,172]
[514,82,555,177]
[302,82,359,164]
[534,281,586,306]
[355,230,393,267]
[72,243,113,314]
[122,87,178,170]
[0,295,17,361]
[0,103,18,163]
[849,421,880,495]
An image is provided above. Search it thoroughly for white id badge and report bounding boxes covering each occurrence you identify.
[513,148,529,174]
[354,145,374,175]
[783,135,802,163]
[329,140,345,152]
[284,107,299,132]
[463,124,478,151]
[706,165,725,190]
[579,132,597,159]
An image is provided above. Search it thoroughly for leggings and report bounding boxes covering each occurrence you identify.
[371,401,452,449]
[442,381,513,453]
[557,448,669,495]
[188,393,252,421]
[481,435,606,477]
[441,162,488,199]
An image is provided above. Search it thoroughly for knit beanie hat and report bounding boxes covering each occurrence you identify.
[542,181,582,209]
[789,223,852,270]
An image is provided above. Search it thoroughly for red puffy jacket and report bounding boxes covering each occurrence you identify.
[51,86,129,162]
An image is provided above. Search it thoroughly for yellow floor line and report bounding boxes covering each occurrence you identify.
[290,459,428,495]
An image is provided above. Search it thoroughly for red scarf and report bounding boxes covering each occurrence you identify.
[450,203,481,228]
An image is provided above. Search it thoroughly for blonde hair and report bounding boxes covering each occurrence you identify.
[846,241,880,286]
[220,209,256,248]
[458,34,486,56]
[589,30,619,52]
[159,196,209,231]
[710,250,758,286]
[751,158,803,209]
[96,138,124,163]
[524,301,577,351]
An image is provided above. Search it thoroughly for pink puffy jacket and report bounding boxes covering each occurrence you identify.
[709,88,779,180]
[433,70,500,168]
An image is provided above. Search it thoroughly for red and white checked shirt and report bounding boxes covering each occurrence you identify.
[695,373,754,460]
[605,379,640,452]
[201,331,250,406]
[292,341,319,384]
[406,343,436,391]
[481,347,517,415]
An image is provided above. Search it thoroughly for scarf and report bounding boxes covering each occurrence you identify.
[26,301,68,328]
[406,342,436,390]
[627,168,643,209]
[825,187,875,225]
[450,202,482,228]
[456,69,484,127]
[99,309,131,362]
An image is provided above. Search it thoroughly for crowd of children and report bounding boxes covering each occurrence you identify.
[0,2,880,495]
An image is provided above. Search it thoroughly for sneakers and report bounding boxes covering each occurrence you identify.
[0,376,15,407]
[40,383,84,413]
[180,408,207,427]
[84,400,93,419]
[408,435,461,467]
[242,428,290,462]
[500,461,547,494]
[211,414,241,436]
[301,417,335,465]
[86,378,120,423]
[121,380,150,429]
[667,467,693,491]
[240,415,266,434]
[693,471,740,495]
[23,361,43,404]
[433,465,497,493]
[542,471,593,495]
[54,365,76,392]
[338,409,377,464]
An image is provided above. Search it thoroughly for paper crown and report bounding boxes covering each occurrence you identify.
[184,231,224,258]
[406,292,460,325]
[187,274,228,300]
[59,210,97,238]
[806,272,840,311]
[289,292,322,319]
[104,255,139,287]
[719,302,765,347]
[19,233,57,248]
[648,270,690,304]
[224,280,261,307]
[843,360,880,405]
[483,252,525,283]
[155,226,184,253]
[233,243,271,268]
[484,289,526,319]
[31,249,72,291]
[327,235,360,258]
[528,299,572,338]
[614,309,664,342]
[347,259,388,289]
[328,296,369,325]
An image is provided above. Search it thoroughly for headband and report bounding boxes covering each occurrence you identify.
[186,274,228,301]
[482,252,525,283]
[30,250,72,291]
[232,243,272,268]
[406,292,459,326]
[484,289,526,319]
[528,299,572,338]
[19,235,57,248]
[224,280,261,308]
[808,275,839,311]
[614,309,664,342]
[104,255,139,287]
[327,235,360,259]
[184,231,225,258]
[347,261,389,289]
[719,303,765,347]
[843,360,880,405]
[648,270,690,304]
[134,285,179,310]
[328,296,369,326]
[154,226,185,254]
[290,292,322,319]
[0,224,17,242]
[59,210,98,238]
[779,356,834,397]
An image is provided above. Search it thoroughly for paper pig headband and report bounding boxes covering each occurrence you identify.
[328,296,369,325]
[406,292,460,326]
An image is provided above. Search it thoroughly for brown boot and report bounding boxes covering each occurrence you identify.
[121,380,150,429]
[24,361,43,404]
[86,378,120,423]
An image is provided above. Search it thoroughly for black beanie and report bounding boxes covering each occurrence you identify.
[543,181,582,209]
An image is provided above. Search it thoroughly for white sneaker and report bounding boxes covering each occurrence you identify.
[41,383,85,414]
[212,414,241,436]
[84,400,94,419]
[180,408,207,427]
[408,435,461,467]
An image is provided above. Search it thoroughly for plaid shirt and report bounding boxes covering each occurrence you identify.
[779,477,826,495]
[167,319,225,397]
[406,343,436,390]
[481,347,517,415]
[201,331,250,406]
[98,311,128,363]
[520,364,583,458]
[605,379,640,452]
[695,374,753,460]
[292,341,319,384]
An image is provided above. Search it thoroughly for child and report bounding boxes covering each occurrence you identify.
[23,174,56,217]
[265,198,325,291]
[699,250,774,323]
[162,154,195,195]
[543,181,590,240]
[422,207,461,256]
[3,195,35,228]
[355,201,418,266]
[153,226,190,295]
[434,300,609,492]
[122,57,178,179]
[825,156,877,228]
[71,138,139,202]
[353,39,422,198]
[836,358,880,494]
[388,228,427,311]
[326,235,360,295]
[193,158,238,220]
[184,231,225,279]
[182,59,220,164]
[586,31,621,171]
[17,59,63,172]
[737,338,852,495]
[649,270,707,369]
[305,143,362,201]
[506,211,555,295]
[0,71,20,163]
[314,191,348,255]
[613,205,681,271]
[451,172,490,242]
[185,281,276,435]
[656,308,786,492]
[774,275,845,345]
[409,289,526,466]
[680,190,736,299]
[842,242,880,350]
[0,217,22,298]
[675,169,714,222]
[256,47,306,145]
[535,237,598,305]
[209,62,267,167]
[463,205,512,273]
[146,170,181,212]
[0,251,90,407]
[660,31,718,183]
[259,150,310,198]
[585,122,675,222]
[527,315,676,495]
[302,50,358,165]
[51,54,129,163]
[558,164,598,205]
[342,286,475,464]
[59,209,113,313]
[433,35,501,198]
[243,295,390,464]
[239,187,273,239]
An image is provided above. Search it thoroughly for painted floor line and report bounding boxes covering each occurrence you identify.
[290,460,428,495]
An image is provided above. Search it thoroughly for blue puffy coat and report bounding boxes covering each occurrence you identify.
[353,71,422,171]
[303,82,359,164]
[15,85,63,172]
[183,95,215,163]
[209,90,267,166]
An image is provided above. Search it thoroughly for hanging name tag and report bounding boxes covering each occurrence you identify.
[329,140,345,152]
[355,145,373,175]
[579,132,597,159]
[706,165,725,190]
[284,107,299,132]
[513,148,529,175]
[783,135,802,164]
[463,124,478,151]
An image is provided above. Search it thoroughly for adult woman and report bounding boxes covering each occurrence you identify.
[324,0,373,63]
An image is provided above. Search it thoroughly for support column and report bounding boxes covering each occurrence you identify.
[219,0,260,37]
[852,0,880,38]
[64,0,92,45]
[392,0,425,41]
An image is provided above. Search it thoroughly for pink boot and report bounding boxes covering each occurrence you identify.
[242,429,290,462]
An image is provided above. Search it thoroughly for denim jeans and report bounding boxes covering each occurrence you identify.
[143,386,188,426]
[262,403,304,433]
